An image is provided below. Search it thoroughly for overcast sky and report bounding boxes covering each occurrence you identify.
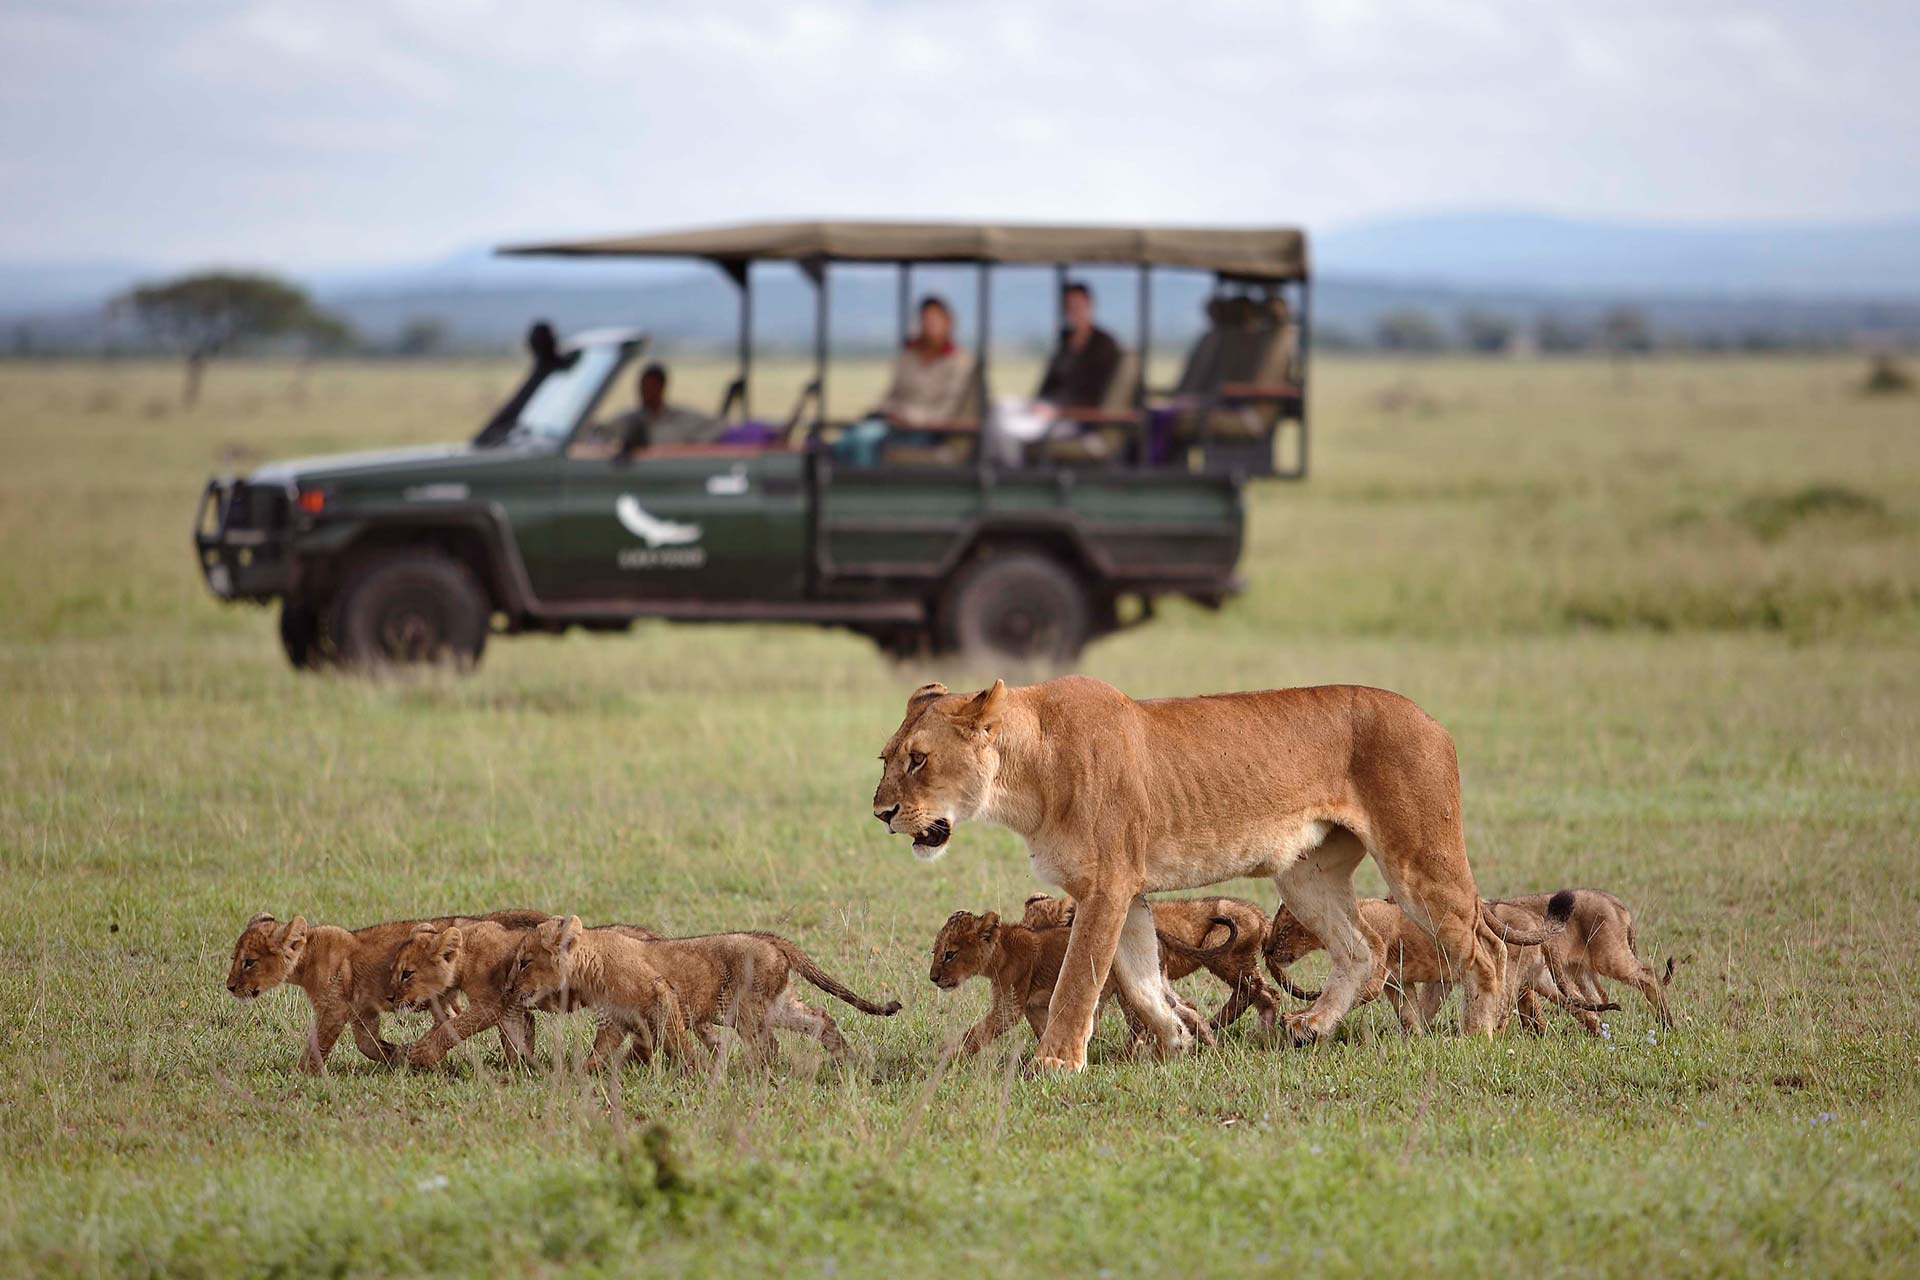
[3,0,1916,271]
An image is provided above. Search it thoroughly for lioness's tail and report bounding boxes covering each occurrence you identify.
[1157,915,1241,965]
[756,934,903,1017]
[1481,890,1575,947]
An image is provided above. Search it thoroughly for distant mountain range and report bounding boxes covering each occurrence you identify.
[6,211,1918,353]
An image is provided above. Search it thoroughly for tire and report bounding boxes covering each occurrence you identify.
[331,550,489,671]
[938,549,1091,665]
[278,601,325,671]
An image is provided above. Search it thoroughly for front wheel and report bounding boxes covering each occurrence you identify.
[331,550,489,671]
[278,601,328,671]
[938,549,1091,666]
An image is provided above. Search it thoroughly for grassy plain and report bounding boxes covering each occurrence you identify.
[1,353,1917,1276]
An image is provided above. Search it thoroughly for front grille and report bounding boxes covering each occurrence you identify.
[224,483,288,533]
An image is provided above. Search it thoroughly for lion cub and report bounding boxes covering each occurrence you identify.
[1022,893,1313,1033]
[388,919,660,1068]
[224,908,546,1073]
[928,910,1221,1059]
[1262,894,1595,1034]
[507,917,903,1072]
[1487,889,1677,1032]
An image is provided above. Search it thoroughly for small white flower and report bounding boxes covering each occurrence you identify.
[416,1175,449,1193]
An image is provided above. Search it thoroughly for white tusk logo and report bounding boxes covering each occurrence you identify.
[616,495,702,548]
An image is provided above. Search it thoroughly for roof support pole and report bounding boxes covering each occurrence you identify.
[897,263,911,346]
[976,263,992,482]
[802,256,829,428]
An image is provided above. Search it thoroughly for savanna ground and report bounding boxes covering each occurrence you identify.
[2,352,1918,1276]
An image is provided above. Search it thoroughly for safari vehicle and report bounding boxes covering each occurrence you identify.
[193,221,1311,670]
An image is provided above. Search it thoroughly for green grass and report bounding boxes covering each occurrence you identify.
[2,354,1917,1276]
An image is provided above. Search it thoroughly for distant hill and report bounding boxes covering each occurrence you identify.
[6,211,1918,354]
[1316,211,1920,298]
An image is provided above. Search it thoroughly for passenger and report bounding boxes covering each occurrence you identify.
[1036,281,1121,409]
[990,280,1124,464]
[610,362,717,455]
[834,296,974,466]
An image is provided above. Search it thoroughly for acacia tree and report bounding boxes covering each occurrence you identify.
[117,272,351,405]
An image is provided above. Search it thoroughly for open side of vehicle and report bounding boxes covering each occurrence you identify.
[194,221,1310,672]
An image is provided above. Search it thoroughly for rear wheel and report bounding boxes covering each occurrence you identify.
[938,549,1091,665]
[331,550,489,671]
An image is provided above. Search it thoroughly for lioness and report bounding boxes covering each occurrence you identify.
[507,917,903,1072]
[929,909,1226,1058]
[387,918,661,1068]
[873,676,1504,1072]
[225,908,546,1073]
[1022,893,1310,1032]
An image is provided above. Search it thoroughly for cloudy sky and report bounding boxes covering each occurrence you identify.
[3,0,1916,271]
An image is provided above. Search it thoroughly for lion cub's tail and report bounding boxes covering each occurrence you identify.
[1156,915,1241,965]
[755,934,903,1017]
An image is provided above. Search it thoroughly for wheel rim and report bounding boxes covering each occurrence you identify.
[375,604,443,663]
[982,586,1064,660]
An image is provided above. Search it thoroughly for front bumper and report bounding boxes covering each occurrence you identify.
[193,477,295,601]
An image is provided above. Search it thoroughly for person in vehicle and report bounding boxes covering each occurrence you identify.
[610,362,717,455]
[1036,281,1121,409]
[834,295,975,465]
[475,320,578,445]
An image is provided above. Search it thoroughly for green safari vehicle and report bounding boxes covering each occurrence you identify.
[193,220,1312,670]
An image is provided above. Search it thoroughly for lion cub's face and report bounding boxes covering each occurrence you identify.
[928,911,1000,989]
[506,916,580,1007]
[873,681,1009,862]
[226,914,308,1001]
[389,924,462,1012]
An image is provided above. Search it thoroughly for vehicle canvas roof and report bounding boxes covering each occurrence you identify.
[500,220,1308,282]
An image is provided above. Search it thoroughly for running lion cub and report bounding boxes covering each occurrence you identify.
[506,916,903,1072]
[1262,892,1605,1034]
[928,909,1223,1060]
[387,918,661,1068]
[224,908,546,1073]
[1022,893,1316,1033]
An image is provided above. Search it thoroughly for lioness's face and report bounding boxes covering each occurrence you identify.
[226,914,307,1001]
[388,925,461,1012]
[873,681,1008,862]
[928,911,998,989]
[506,916,578,1007]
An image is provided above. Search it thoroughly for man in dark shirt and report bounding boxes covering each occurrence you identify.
[1036,281,1122,408]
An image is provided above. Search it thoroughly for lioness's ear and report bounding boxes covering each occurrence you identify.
[960,679,1007,739]
[906,682,947,715]
[438,926,463,964]
[279,916,308,957]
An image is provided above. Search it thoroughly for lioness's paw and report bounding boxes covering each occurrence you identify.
[1029,1053,1085,1076]
[1281,1011,1326,1046]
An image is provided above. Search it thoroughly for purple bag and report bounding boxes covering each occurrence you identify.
[713,421,785,446]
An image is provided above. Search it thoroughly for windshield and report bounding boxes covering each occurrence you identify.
[509,344,628,444]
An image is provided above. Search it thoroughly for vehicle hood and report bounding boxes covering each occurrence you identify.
[247,442,551,487]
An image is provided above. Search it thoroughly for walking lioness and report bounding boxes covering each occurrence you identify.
[872,676,1504,1072]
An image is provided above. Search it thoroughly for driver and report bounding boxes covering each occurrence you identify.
[609,363,717,455]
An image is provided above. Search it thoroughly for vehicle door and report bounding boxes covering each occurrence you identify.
[545,449,810,604]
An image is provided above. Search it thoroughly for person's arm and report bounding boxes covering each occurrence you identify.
[930,351,977,422]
